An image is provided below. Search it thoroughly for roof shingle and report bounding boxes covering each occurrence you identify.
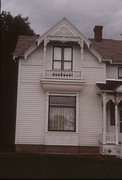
[13,35,38,55]
[90,39,122,62]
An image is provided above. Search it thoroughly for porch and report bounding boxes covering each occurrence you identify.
[97,80,122,157]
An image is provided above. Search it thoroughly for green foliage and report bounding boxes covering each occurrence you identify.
[0,11,36,152]
[0,11,35,56]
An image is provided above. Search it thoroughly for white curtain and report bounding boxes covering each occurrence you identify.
[49,107,75,131]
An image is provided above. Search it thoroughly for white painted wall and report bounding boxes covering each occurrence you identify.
[16,43,105,147]
[106,65,119,79]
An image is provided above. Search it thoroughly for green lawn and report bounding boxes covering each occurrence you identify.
[0,154,122,179]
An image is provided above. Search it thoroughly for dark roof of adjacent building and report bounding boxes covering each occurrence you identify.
[96,80,122,91]
[13,35,38,55]
[90,39,122,62]
[13,35,122,62]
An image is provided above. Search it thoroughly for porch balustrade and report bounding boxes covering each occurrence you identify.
[44,70,81,80]
[106,133,116,144]
[99,133,116,144]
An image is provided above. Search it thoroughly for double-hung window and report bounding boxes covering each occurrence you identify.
[48,95,76,131]
[53,47,73,70]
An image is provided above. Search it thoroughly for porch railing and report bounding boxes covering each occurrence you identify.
[44,70,81,80]
[106,133,116,144]
[99,133,116,144]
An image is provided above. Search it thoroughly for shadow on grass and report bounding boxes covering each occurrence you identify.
[0,154,122,179]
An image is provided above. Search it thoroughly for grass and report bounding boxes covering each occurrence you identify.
[0,154,122,179]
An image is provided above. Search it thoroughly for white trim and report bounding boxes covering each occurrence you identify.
[102,93,107,144]
[89,47,102,63]
[115,104,119,145]
[46,92,78,133]
[15,60,21,144]
[45,92,49,133]
[37,17,91,47]
[41,79,85,92]
[106,79,122,82]
[76,93,79,133]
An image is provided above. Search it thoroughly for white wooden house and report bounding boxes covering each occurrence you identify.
[13,18,122,157]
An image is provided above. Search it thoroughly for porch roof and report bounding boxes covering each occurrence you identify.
[96,80,122,91]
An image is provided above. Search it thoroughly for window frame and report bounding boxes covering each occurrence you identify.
[118,67,122,78]
[52,46,73,70]
[48,95,76,132]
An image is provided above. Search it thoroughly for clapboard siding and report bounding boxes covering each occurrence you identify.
[106,65,118,79]
[83,48,106,82]
[83,67,105,82]
[79,84,102,145]
[15,46,46,144]
[20,65,43,82]
[16,82,45,144]
[22,46,44,65]
[73,44,81,71]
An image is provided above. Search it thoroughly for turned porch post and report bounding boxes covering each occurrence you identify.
[102,93,107,144]
[115,102,119,145]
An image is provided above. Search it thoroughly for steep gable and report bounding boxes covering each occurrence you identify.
[37,17,91,47]
[13,18,122,63]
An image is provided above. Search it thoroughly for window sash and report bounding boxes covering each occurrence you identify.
[48,96,76,132]
[64,48,72,61]
[53,46,72,70]
[54,47,62,60]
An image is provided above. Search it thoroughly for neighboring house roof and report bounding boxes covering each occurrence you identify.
[13,35,38,55]
[90,39,122,62]
[13,35,122,63]
[96,80,122,91]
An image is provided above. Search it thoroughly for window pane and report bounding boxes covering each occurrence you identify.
[54,61,61,69]
[119,68,122,78]
[49,96,76,131]
[64,48,72,61]
[49,107,75,131]
[50,96,76,106]
[54,47,61,60]
[64,62,71,70]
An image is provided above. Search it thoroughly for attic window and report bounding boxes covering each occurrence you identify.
[118,67,122,78]
[53,46,73,70]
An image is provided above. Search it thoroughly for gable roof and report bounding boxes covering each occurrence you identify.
[13,17,122,63]
[90,39,122,62]
[36,17,91,47]
[13,35,122,63]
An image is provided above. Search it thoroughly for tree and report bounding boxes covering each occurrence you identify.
[0,11,36,152]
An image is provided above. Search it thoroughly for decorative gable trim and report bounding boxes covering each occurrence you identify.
[50,24,76,37]
[36,17,91,48]
[13,18,104,62]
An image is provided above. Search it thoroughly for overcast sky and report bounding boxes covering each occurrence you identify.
[1,0,122,40]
